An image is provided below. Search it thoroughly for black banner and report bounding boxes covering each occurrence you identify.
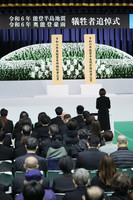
[0,14,129,29]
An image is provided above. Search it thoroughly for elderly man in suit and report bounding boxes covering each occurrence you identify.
[76,135,107,170]
[14,137,47,173]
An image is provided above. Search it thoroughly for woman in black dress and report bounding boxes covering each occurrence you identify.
[96,88,111,131]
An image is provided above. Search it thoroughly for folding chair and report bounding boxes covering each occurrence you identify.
[46,170,63,185]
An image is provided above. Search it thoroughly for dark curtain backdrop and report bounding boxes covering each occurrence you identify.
[0,6,133,58]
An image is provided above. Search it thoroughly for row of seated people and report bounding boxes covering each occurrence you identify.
[1,154,133,200]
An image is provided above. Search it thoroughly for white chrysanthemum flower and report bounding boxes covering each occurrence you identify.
[78,64,82,70]
[67,70,71,76]
[73,58,77,65]
[70,65,74,71]
[75,69,79,75]
[82,60,85,65]
[98,68,102,74]
[38,71,43,78]
[106,68,110,75]
[63,65,67,71]
[67,60,70,65]
[97,60,101,66]
[31,72,35,78]
[41,62,45,71]
[35,66,39,72]
[49,65,52,70]
[45,70,49,75]
[101,64,105,70]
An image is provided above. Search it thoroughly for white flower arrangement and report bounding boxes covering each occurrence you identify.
[0,43,133,80]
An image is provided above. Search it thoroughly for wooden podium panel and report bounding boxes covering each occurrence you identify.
[52,34,63,85]
[84,34,96,84]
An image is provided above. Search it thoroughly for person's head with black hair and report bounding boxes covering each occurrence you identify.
[91,120,102,140]
[67,119,77,131]
[88,135,101,148]
[82,111,90,120]
[23,180,44,200]
[0,108,8,117]
[25,137,38,152]
[99,88,106,97]
[0,130,5,142]
[19,111,29,120]
[20,118,32,128]
[58,155,73,173]
[102,130,114,142]
[78,129,91,140]
[55,107,63,116]
[85,186,104,200]
[38,112,47,122]
[76,105,84,115]
[39,115,51,125]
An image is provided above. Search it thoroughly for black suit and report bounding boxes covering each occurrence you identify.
[76,148,107,170]
[52,173,75,193]
[96,96,111,131]
[51,116,64,127]
[0,144,14,161]
[63,186,86,200]
[3,119,13,134]
[72,115,84,127]
[12,172,49,197]
[14,152,47,172]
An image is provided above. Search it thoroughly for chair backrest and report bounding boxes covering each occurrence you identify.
[46,170,63,185]
[117,168,133,178]
[0,160,13,172]
[0,172,13,186]
[72,158,77,169]
[88,169,98,181]
[55,193,65,200]
[47,158,59,170]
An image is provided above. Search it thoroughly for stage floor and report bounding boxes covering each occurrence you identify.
[0,93,133,133]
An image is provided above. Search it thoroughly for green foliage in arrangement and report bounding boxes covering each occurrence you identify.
[0,43,133,80]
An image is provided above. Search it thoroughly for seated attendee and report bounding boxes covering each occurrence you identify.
[35,112,47,130]
[0,108,13,134]
[91,155,116,192]
[52,156,75,193]
[46,124,67,159]
[14,124,39,158]
[51,107,64,127]
[15,170,57,200]
[89,120,105,146]
[14,137,47,173]
[128,190,133,200]
[23,181,44,200]
[14,111,29,134]
[13,117,35,142]
[72,105,84,127]
[76,135,107,170]
[59,114,71,135]
[78,111,90,129]
[106,172,131,200]
[99,130,117,155]
[63,168,90,200]
[12,156,49,198]
[0,130,14,160]
[36,115,51,139]
[110,135,133,168]
[64,119,79,146]
[85,186,104,200]
[70,128,91,158]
